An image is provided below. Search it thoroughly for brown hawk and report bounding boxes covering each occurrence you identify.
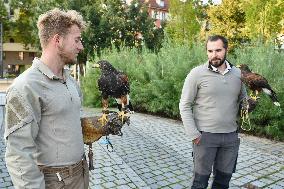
[237,64,280,106]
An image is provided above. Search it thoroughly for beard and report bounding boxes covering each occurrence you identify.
[58,45,77,65]
[209,55,226,68]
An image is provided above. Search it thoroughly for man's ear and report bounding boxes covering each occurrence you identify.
[52,34,61,46]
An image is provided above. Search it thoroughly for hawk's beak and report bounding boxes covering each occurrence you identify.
[236,65,240,68]
[92,63,100,68]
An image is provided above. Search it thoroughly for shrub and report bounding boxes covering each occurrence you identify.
[81,42,284,141]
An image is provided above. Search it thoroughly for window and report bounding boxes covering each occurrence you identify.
[9,8,14,18]
[19,52,24,60]
[156,0,165,7]
[152,10,158,19]
[162,12,166,20]
[160,0,165,7]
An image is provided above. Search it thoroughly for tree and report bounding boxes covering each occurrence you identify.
[8,0,36,45]
[7,0,69,47]
[125,0,163,53]
[242,0,284,43]
[206,0,247,49]
[84,0,165,56]
[4,0,165,59]
[0,0,12,42]
[82,0,125,57]
[166,0,201,45]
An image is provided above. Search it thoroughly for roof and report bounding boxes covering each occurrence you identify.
[3,43,39,52]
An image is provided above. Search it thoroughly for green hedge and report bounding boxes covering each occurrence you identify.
[81,43,284,141]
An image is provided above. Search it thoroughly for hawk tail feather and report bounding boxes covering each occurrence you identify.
[263,88,280,106]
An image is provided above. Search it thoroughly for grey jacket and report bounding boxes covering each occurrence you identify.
[4,58,84,188]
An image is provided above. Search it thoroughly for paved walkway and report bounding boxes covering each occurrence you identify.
[0,109,284,188]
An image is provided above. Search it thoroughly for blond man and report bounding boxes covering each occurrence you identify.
[4,9,89,189]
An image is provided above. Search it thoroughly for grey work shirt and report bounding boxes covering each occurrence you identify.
[4,58,84,188]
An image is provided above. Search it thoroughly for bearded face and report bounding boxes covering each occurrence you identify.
[207,39,227,68]
[58,44,77,65]
[209,53,227,68]
[57,25,83,65]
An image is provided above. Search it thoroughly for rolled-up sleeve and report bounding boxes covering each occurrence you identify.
[179,70,201,141]
[4,87,45,189]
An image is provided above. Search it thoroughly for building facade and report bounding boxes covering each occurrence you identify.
[3,43,38,77]
[126,0,169,28]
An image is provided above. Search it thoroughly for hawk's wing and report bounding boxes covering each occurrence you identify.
[116,72,130,93]
[243,73,272,91]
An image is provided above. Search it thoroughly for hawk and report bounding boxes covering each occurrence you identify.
[93,60,132,124]
[237,64,280,106]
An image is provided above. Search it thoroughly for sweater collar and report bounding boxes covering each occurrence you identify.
[207,60,233,75]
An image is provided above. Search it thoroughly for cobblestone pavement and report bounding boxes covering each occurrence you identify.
[0,109,284,188]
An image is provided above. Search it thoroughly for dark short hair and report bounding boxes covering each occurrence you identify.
[206,35,228,49]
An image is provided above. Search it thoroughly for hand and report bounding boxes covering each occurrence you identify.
[193,136,201,145]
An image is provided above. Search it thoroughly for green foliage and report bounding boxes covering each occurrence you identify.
[83,0,165,56]
[7,0,68,47]
[206,0,247,49]
[0,0,6,18]
[4,0,284,55]
[204,0,284,48]
[242,0,284,42]
[3,0,165,58]
[9,0,37,45]
[81,65,101,107]
[166,0,201,45]
[82,42,206,118]
[0,0,12,42]
[232,44,284,140]
[82,42,284,141]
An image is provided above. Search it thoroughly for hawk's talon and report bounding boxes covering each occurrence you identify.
[251,96,258,101]
[118,111,129,123]
[98,113,108,126]
[249,94,258,101]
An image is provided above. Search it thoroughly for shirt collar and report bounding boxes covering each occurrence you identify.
[207,60,232,75]
[32,57,70,81]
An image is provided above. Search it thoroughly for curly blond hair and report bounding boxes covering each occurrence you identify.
[37,8,86,48]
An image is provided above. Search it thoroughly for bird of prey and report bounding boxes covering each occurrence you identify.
[237,64,280,106]
[93,60,132,124]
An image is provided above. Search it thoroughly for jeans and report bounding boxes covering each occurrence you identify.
[191,131,240,189]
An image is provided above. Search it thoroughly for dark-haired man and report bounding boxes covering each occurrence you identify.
[179,35,247,189]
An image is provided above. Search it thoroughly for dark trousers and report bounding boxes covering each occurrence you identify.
[191,131,240,189]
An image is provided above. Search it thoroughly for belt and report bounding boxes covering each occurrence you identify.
[38,159,84,180]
